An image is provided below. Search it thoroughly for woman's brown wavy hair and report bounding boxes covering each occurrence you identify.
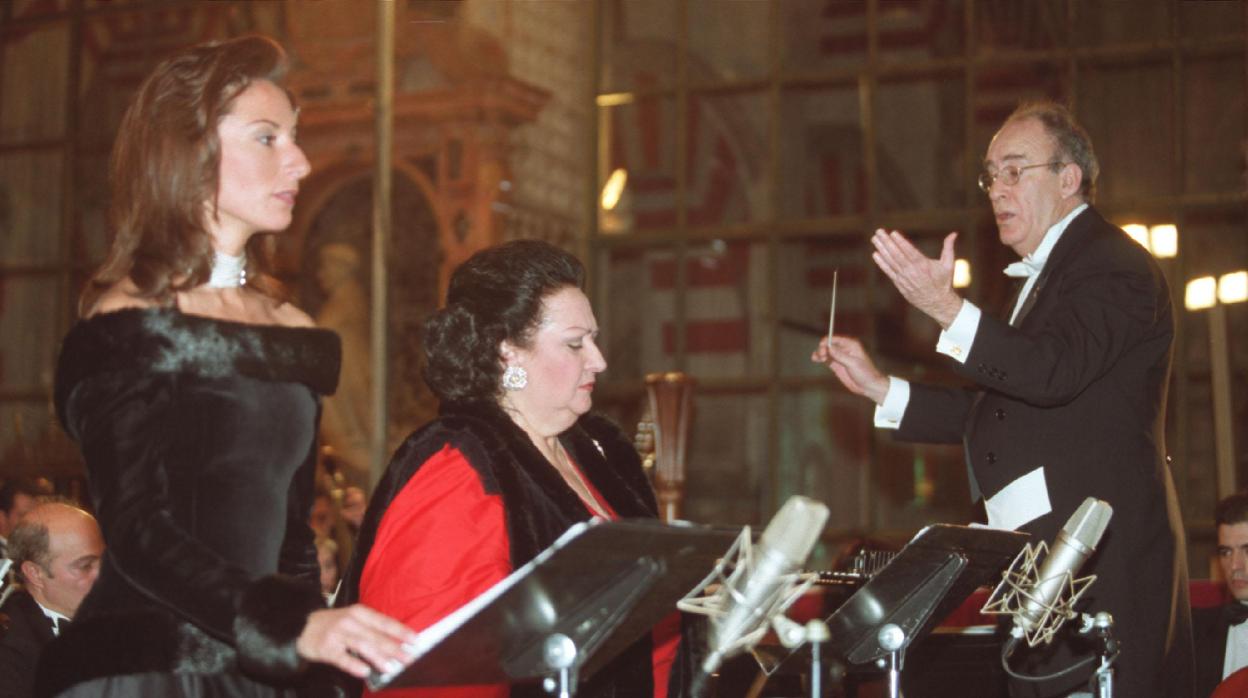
[81,35,294,315]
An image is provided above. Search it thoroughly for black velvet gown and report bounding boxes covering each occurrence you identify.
[40,308,341,697]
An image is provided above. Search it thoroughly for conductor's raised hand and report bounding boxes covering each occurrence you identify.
[297,604,420,679]
[871,229,962,329]
[811,336,889,405]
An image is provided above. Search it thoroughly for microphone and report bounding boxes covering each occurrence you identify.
[984,497,1113,648]
[683,495,829,674]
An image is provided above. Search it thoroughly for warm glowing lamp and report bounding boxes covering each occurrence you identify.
[953,259,971,289]
[600,168,628,211]
[1149,224,1178,258]
[1186,276,1217,311]
[1123,224,1149,249]
[1187,270,1244,497]
[1219,271,1248,305]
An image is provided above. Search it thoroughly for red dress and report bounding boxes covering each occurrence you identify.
[360,445,679,698]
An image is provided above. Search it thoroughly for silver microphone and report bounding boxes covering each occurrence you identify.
[703,495,829,673]
[984,497,1113,648]
[1016,498,1112,634]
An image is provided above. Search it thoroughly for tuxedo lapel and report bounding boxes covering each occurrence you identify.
[2,589,55,643]
[1012,276,1044,327]
[27,596,56,643]
[1003,278,1027,326]
[42,613,59,640]
[1012,207,1097,328]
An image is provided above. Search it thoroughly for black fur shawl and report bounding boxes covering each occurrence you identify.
[40,308,340,697]
[337,401,697,698]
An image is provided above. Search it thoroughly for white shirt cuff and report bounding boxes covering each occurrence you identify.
[936,301,981,364]
[873,376,909,430]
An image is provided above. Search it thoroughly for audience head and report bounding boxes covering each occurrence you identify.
[1216,492,1248,602]
[340,486,366,531]
[0,478,41,538]
[309,489,336,540]
[10,501,104,618]
[84,34,301,312]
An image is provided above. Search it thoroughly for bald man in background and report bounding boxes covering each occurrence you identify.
[0,502,104,698]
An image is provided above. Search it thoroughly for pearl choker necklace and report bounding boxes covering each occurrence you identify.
[207,250,247,288]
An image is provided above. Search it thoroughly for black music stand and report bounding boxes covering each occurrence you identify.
[369,518,740,695]
[831,525,1028,697]
[827,524,1026,664]
[759,524,1027,698]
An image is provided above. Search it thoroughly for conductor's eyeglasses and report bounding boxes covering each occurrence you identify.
[978,161,1066,193]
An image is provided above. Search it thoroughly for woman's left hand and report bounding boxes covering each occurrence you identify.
[296,604,419,678]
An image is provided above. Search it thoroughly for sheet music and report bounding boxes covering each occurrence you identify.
[380,522,593,681]
[369,518,742,690]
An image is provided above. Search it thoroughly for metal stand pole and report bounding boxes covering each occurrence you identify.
[771,615,834,698]
[543,633,579,698]
[1090,613,1116,698]
[1095,656,1114,698]
[876,623,906,698]
[806,620,830,698]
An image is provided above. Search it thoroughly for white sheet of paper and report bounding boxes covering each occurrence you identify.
[984,466,1052,531]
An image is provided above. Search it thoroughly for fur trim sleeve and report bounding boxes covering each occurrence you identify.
[234,575,325,678]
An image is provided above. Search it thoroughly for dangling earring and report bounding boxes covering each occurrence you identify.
[502,365,528,391]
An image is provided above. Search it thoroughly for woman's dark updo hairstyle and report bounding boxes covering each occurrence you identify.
[424,239,585,404]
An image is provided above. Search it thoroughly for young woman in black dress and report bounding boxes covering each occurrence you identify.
[44,35,415,697]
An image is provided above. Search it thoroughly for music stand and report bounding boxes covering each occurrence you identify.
[370,518,740,695]
[761,524,1027,698]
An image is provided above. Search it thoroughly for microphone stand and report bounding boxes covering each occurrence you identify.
[772,616,833,698]
[542,634,579,698]
[1084,612,1117,698]
[876,624,906,698]
[998,611,1117,697]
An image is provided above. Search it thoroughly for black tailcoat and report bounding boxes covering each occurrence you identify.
[0,590,55,698]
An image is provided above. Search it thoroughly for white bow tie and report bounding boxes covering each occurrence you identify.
[1004,257,1045,279]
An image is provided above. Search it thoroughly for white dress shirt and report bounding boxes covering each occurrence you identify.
[35,599,71,636]
[1225,617,1248,680]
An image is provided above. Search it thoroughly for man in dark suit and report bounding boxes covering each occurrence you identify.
[0,479,40,562]
[0,502,103,698]
[1194,493,1248,697]
[813,100,1192,697]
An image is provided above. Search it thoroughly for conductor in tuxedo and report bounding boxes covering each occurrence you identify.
[812,100,1192,697]
[1194,492,1248,696]
[0,502,103,698]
